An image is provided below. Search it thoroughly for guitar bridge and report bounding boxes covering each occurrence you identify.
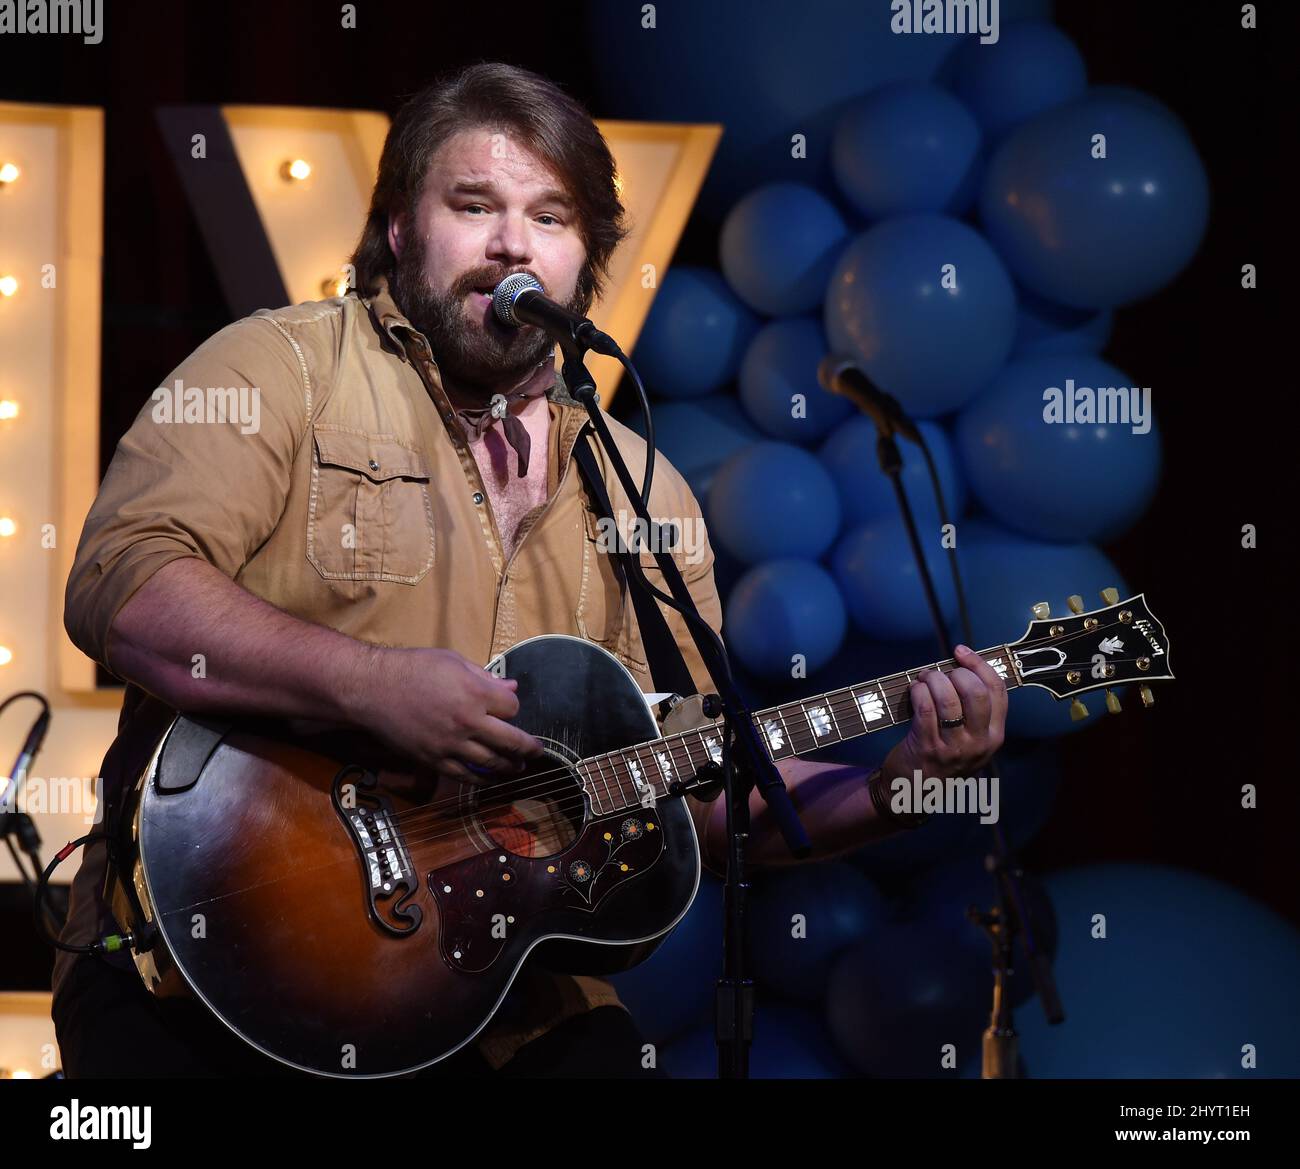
[331,764,423,937]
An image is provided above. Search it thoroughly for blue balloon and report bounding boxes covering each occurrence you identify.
[825,215,1018,416]
[721,184,851,316]
[586,0,1052,218]
[871,741,1065,864]
[901,823,1061,1009]
[634,267,760,397]
[980,92,1210,308]
[831,514,960,642]
[851,793,984,880]
[738,317,854,442]
[707,442,842,564]
[1013,287,1114,356]
[942,19,1087,142]
[662,1004,854,1079]
[1017,865,1300,1077]
[627,394,763,501]
[608,875,723,1044]
[708,537,751,604]
[956,520,1130,738]
[819,416,966,532]
[992,739,1064,851]
[826,923,990,1076]
[750,862,890,1001]
[725,559,847,679]
[955,354,1162,542]
[831,82,983,218]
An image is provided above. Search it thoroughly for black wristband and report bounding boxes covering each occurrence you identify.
[866,766,930,830]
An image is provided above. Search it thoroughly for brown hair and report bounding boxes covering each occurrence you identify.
[349,62,631,311]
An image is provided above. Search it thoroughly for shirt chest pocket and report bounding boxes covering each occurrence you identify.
[576,503,630,655]
[308,426,435,583]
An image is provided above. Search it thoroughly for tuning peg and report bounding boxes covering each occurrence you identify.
[1105,689,1121,714]
[1067,595,1084,614]
[1100,587,1119,606]
[1032,602,1051,620]
[1140,685,1155,708]
[1069,699,1089,721]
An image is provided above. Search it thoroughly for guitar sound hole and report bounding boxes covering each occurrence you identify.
[472,748,587,859]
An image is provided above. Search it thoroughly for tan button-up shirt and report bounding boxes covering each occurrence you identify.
[59,279,724,1071]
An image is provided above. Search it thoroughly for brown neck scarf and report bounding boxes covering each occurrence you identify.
[446,348,557,478]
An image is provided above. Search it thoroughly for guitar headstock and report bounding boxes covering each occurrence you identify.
[1007,589,1172,719]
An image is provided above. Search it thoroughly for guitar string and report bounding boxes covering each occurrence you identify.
[383,624,1091,829]
[380,635,1154,845]
[371,653,1157,857]
[378,617,1151,840]
[152,628,1159,915]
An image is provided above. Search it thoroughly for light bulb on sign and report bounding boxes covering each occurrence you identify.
[320,271,350,298]
[0,276,17,297]
[279,158,311,183]
[0,162,19,185]
[0,401,18,420]
[0,517,16,537]
[0,646,13,666]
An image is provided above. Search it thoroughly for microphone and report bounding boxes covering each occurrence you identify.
[490,273,620,357]
[1,707,49,818]
[817,355,922,443]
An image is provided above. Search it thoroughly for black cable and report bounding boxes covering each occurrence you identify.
[603,347,737,691]
[33,831,131,956]
[614,347,655,508]
[911,431,974,647]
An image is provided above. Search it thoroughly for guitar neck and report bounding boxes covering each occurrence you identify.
[577,646,1021,816]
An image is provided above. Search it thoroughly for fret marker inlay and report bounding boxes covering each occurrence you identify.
[807,706,833,738]
[857,691,886,722]
[627,756,655,807]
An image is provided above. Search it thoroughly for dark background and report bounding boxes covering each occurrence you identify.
[0,0,1292,989]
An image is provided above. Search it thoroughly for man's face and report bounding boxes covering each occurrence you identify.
[388,127,589,399]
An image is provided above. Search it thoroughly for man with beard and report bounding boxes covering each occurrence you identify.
[53,63,1007,1079]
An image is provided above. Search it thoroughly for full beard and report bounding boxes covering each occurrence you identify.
[392,234,588,404]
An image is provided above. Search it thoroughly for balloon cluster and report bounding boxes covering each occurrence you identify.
[611,860,1300,1079]
[626,17,1205,741]
[598,13,1266,1080]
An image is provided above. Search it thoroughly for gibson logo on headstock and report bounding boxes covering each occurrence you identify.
[1134,618,1165,656]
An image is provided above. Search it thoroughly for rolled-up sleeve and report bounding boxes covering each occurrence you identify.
[64,316,308,669]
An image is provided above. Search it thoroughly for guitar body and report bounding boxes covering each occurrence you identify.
[114,634,702,1078]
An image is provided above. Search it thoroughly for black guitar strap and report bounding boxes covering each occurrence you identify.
[573,430,699,699]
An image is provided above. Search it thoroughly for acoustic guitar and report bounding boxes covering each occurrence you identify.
[107,590,1171,1077]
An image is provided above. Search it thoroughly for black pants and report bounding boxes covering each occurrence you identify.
[53,956,666,1079]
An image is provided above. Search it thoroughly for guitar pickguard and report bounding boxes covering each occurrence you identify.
[428,811,665,975]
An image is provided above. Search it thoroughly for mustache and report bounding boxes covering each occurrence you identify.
[457,269,544,296]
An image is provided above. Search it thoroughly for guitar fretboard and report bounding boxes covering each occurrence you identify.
[576,646,1021,815]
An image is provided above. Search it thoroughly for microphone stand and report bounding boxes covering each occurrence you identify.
[560,346,811,1080]
[821,360,1064,1078]
[1,692,64,937]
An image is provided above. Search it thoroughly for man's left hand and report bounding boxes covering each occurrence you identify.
[880,644,1008,783]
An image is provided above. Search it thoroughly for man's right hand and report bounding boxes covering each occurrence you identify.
[103,560,545,785]
[357,647,546,783]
